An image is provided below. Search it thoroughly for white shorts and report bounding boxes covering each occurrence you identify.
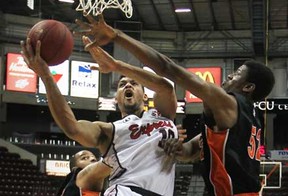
[104,185,142,196]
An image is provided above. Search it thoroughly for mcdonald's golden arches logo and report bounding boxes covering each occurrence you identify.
[185,67,222,103]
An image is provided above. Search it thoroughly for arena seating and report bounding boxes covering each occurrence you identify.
[0,146,58,196]
[174,163,206,195]
[2,144,288,196]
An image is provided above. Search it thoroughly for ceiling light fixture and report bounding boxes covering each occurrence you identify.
[175,8,191,13]
[59,0,74,3]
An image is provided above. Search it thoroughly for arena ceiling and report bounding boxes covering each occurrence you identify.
[1,0,288,57]
[0,0,287,32]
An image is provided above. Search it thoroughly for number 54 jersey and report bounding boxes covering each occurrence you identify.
[102,109,178,196]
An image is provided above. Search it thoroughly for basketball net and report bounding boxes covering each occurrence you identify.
[76,0,133,18]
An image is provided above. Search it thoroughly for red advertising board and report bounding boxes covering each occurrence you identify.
[185,67,222,103]
[6,53,37,93]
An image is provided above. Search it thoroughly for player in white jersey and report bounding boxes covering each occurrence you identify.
[21,35,178,195]
[104,108,177,195]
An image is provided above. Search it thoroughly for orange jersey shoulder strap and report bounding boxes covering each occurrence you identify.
[81,189,100,196]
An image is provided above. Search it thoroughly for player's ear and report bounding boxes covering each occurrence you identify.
[243,83,255,93]
[143,93,148,102]
[71,166,78,172]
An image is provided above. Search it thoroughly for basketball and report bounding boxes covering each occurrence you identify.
[27,20,74,66]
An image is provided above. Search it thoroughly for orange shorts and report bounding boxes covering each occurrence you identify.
[234,193,259,196]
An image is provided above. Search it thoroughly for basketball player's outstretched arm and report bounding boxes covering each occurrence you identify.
[82,36,177,120]
[20,39,112,153]
[75,14,237,130]
[76,161,112,192]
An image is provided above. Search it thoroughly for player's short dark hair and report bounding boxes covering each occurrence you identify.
[69,155,77,171]
[118,75,145,91]
[118,75,126,83]
[244,60,275,101]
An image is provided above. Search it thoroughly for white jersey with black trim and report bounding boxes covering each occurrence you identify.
[102,109,178,196]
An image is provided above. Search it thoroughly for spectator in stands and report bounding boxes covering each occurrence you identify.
[57,150,111,196]
[75,14,275,195]
[20,34,178,195]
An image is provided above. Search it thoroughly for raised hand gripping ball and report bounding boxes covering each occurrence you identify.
[27,20,74,66]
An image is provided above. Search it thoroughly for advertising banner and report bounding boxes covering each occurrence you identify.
[6,53,37,93]
[39,60,69,95]
[185,67,222,103]
[98,97,116,111]
[254,99,288,113]
[269,150,288,160]
[70,60,99,98]
[46,160,70,176]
